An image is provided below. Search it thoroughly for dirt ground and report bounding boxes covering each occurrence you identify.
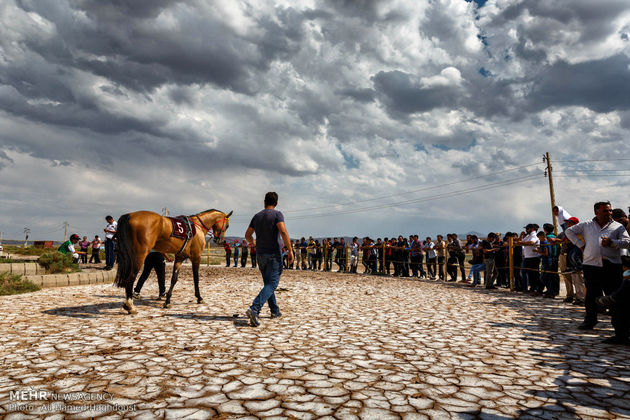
[1,265,629,419]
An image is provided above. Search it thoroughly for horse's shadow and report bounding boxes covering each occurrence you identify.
[42,299,158,319]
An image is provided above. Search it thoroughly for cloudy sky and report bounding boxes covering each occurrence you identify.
[1,0,630,241]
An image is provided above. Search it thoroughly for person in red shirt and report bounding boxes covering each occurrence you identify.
[223,241,232,267]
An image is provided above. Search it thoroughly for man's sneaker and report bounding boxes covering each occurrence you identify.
[157,293,165,301]
[572,299,584,306]
[246,308,260,327]
[270,312,282,319]
[563,296,574,303]
[132,291,140,299]
[596,295,617,308]
[577,321,597,330]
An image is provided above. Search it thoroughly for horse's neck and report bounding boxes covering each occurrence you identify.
[198,211,223,226]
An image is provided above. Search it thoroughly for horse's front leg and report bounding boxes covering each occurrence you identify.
[191,257,203,304]
[164,258,184,309]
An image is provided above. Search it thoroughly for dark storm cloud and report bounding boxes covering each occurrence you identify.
[372,71,461,116]
[14,0,304,95]
[526,55,630,113]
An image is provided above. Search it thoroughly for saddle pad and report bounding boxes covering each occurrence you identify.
[168,216,196,240]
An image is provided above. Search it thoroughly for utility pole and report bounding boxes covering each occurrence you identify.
[24,227,30,247]
[544,152,558,235]
[162,207,168,217]
[63,221,69,241]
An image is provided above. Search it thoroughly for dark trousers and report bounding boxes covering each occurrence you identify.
[437,256,445,279]
[410,255,421,276]
[89,248,101,263]
[225,252,231,266]
[384,256,391,275]
[105,238,115,267]
[541,259,559,295]
[523,257,541,292]
[251,253,257,268]
[582,262,623,329]
[456,252,466,280]
[427,257,436,278]
[447,256,458,281]
[611,279,630,339]
[134,252,166,296]
[241,252,248,267]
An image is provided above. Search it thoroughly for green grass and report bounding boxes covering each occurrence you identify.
[3,245,52,256]
[38,252,81,274]
[0,272,41,296]
[0,259,25,264]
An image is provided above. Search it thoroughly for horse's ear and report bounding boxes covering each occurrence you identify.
[226,210,233,218]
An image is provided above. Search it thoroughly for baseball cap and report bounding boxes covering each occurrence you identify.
[567,216,580,224]
[70,234,80,241]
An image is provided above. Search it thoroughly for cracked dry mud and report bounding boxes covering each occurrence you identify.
[1,266,629,419]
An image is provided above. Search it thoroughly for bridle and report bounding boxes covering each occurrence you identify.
[192,211,230,243]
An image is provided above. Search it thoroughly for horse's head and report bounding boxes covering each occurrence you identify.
[212,210,232,244]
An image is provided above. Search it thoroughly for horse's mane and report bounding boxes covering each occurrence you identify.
[197,209,222,215]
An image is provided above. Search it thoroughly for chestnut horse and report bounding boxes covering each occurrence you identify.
[114,209,232,314]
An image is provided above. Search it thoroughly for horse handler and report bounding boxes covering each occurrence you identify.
[245,192,293,327]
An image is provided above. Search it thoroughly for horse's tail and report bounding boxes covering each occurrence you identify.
[114,213,137,288]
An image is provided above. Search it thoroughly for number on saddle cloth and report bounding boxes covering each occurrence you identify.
[168,216,196,240]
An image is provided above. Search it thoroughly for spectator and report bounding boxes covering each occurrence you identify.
[241,239,249,267]
[446,234,458,282]
[89,235,101,263]
[58,234,84,263]
[518,224,541,295]
[314,240,322,270]
[435,235,446,280]
[451,233,466,281]
[535,231,554,298]
[410,235,422,278]
[77,236,90,263]
[307,237,316,270]
[250,242,257,268]
[557,217,583,303]
[553,205,573,231]
[596,255,630,344]
[566,201,630,343]
[232,239,240,267]
[424,237,437,279]
[299,237,308,270]
[481,232,499,289]
[350,237,359,273]
[103,215,117,270]
[542,223,560,298]
[223,241,232,267]
[376,238,383,274]
[467,235,485,286]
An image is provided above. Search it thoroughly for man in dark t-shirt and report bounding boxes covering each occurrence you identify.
[244,192,294,327]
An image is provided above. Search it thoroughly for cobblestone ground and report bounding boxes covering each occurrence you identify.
[1,266,629,419]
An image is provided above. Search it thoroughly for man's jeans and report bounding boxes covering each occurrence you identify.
[251,254,282,316]
[469,263,485,285]
[105,238,115,267]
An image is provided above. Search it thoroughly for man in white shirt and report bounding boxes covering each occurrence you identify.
[104,215,117,270]
[566,201,630,343]
[424,237,437,279]
[553,206,572,231]
[517,224,542,294]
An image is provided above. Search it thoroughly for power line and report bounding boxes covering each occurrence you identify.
[229,162,544,222]
[286,175,540,220]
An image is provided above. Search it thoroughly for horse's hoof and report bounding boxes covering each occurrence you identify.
[197,298,204,304]
[122,303,137,315]
[164,303,172,309]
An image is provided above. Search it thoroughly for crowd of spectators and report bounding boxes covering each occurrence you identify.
[221,201,630,345]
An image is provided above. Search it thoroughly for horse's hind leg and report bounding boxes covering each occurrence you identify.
[164,258,184,309]
[191,256,203,304]
[122,281,138,315]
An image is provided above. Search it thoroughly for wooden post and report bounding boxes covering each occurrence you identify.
[345,244,349,273]
[545,152,559,235]
[508,236,514,291]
